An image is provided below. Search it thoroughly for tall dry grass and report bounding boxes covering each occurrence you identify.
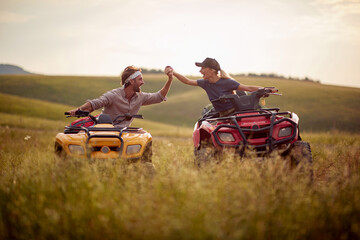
[0,126,359,239]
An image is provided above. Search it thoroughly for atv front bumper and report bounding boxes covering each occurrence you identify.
[55,125,152,161]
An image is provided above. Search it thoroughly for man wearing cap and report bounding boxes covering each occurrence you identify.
[68,65,173,128]
[165,58,277,116]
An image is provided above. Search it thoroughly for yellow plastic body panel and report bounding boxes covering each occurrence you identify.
[55,124,152,160]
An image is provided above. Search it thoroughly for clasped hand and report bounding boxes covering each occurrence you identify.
[165,66,173,76]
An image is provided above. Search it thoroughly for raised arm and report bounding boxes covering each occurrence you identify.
[174,71,198,86]
[165,66,198,86]
[237,84,262,92]
[67,101,94,116]
[159,68,173,98]
[238,84,278,93]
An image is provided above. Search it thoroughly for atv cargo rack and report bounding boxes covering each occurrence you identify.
[64,125,143,159]
[205,109,298,153]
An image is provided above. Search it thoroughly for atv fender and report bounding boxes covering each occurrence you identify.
[193,120,215,149]
[291,112,299,124]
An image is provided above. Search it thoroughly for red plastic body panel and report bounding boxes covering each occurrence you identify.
[193,111,299,151]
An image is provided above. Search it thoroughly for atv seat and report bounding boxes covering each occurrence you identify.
[236,95,254,111]
[215,94,255,112]
[97,114,113,124]
[236,90,247,96]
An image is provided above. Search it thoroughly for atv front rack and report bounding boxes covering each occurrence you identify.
[205,109,298,154]
[64,125,143,159]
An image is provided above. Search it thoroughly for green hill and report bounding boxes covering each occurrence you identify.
[0,75,120,106]
[141,77,360,132]
[0,64,34,75]
[0,74,194,106]
[0,93,192,137]
[0,74,359,133]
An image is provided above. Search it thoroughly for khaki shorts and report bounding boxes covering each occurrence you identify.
[219,107,236,117]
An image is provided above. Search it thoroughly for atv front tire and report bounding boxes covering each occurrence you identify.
[283,141,313,180]
[194,141,220,167]
[141,142,153,163]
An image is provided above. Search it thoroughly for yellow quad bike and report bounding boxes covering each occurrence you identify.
[55,110,153,164]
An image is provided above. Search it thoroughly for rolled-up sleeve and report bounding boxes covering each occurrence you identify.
[141,91,167,106]
[87,92,112,110]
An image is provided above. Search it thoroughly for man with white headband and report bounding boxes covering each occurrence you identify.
[68,65,173,128]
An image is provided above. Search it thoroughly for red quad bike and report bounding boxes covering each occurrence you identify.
[193,88,313,176]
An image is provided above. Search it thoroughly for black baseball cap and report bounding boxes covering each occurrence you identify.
[195,57,221,71]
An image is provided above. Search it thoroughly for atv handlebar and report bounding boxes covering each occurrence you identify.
[255,87,278,97]
[64,110,90,118]
[210,88,281,112]
[211,87,279,104]
[64,110,144,128]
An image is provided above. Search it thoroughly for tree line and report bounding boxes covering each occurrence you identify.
[142,67,321,84]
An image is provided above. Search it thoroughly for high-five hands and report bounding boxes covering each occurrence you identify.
[165,66,173,76]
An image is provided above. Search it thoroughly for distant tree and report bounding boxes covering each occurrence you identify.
[231,71,321,84]
[141,68,164,74]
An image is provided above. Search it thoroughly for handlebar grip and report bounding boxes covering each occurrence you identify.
[64,110,90,117]
[264,87,278,92]
[132,114,144,119]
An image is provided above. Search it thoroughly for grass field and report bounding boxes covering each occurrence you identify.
[0,119,359,239]
[0,74,360,239]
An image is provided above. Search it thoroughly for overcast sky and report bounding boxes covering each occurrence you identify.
[1,0,359,88]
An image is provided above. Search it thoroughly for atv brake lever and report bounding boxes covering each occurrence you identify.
[132,114,143,119]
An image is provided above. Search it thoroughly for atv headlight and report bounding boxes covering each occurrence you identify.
[68,144,85,154]
[218,132,235,142]
[278,127,293,137]
[126,144,142,154]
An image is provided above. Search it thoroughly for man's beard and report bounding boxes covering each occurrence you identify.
[133,85,141,92]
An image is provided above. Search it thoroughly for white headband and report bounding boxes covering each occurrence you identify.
[124,71,142,84]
